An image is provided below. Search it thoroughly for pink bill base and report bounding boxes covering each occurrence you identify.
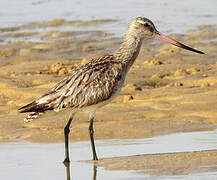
[154,32,204,54]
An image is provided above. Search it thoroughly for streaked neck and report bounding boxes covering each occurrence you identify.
[114,34,142,69]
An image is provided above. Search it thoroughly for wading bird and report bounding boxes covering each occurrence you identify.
[19,17,204,163]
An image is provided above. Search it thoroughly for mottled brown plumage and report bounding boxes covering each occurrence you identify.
[19,55,126,118]
[19,17,204,161]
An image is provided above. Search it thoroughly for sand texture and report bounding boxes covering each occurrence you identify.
[1,18,217,176]
[0,20,217,143]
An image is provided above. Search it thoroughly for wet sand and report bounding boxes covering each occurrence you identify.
[0,18,217,177]
[96,150,217,176]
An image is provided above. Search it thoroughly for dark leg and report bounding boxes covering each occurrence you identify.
[63,114,74,165]
[89,112,98,160]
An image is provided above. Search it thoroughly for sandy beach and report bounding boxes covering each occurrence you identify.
[0,17,217,177]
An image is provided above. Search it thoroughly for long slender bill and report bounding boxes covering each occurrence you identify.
[154,32,204,54]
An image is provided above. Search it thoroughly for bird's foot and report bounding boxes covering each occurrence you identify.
[93,155,98,161]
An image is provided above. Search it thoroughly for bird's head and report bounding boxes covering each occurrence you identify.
[127,17,204,54]
[127,17,156,40]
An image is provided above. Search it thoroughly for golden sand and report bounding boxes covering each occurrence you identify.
[1,18,217,176]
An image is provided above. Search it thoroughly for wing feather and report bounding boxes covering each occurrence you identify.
[19,55,124,114]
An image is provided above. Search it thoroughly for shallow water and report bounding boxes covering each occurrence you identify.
[1,0,217,36]
[0,129,217,180]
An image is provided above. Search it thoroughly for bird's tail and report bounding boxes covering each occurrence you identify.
[23,111,44,122]
[19,101,52,122]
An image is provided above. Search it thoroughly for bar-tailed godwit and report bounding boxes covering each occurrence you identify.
[19,17,204,163]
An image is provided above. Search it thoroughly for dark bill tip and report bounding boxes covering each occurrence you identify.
[154,32,205,54]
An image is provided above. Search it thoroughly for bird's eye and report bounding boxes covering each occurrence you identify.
[144,23,149,27]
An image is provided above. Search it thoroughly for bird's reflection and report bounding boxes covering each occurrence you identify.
[93,164,97,180]
[63,161,97,180]
[63,161,71,180]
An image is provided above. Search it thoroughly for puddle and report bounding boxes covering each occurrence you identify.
[1,0,217,36]
[1,0,216,45]
[0,129,217,180]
